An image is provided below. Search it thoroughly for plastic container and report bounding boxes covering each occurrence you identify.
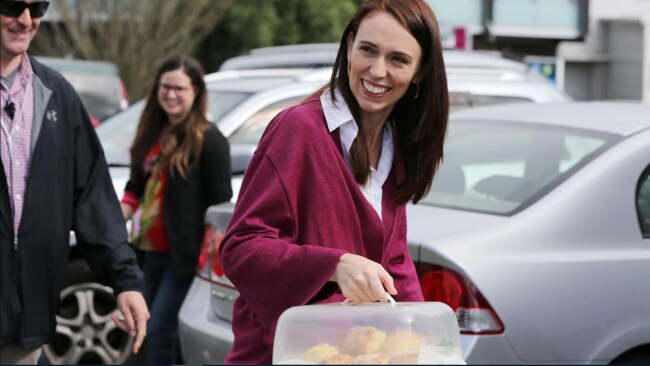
[273,301,465,364]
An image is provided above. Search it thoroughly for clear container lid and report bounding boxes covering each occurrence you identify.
[273,302,464,364]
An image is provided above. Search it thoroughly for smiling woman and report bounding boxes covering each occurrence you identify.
[331,0,449,201]
[218,0,449,364]
[347,11,423,127]
[120,55,232,364]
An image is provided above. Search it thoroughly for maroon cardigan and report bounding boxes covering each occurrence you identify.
[219,98,423,364]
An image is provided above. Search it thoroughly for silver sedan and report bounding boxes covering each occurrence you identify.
[186,102,650,364]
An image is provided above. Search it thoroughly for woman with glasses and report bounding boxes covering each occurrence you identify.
[219,0,449,363]
[121,56,232,364]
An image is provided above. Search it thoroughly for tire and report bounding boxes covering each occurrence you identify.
[42,260,134,364]
[611,347,650,364]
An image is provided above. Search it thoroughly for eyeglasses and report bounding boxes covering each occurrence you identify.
[0,1,50,18]
[158,83,191,95]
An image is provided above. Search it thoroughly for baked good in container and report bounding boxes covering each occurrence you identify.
[273,302,464,364]
[382,329,423,355]
[338,326,386,355]
[303,343,339,363]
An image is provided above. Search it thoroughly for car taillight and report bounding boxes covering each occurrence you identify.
[417,262,504,335]
[197,224,229,285]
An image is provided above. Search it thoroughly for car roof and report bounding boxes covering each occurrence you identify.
[206,64,564,102]
[451,102,650,136]
[219,43,529,73]
[247,43,340,56]
[205,68,331,93]
[35,56,119,75]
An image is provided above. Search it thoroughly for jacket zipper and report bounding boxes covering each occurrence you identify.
[14,233,18,251]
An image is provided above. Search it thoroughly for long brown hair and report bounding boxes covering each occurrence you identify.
[130,56,208,180]
[329,0,449,204]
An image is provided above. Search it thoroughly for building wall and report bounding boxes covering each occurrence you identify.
[590,0,650,20]
[602,20,645,100]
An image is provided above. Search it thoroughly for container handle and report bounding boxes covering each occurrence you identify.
[341,293,396,305]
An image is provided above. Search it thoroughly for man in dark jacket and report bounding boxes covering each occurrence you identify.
[0,1,149,363]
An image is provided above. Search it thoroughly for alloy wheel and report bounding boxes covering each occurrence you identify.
[43,283,134,364]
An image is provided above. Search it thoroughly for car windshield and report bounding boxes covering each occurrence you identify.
[97,90,251,166]
[421,120,619,215]
[227,97,306,145]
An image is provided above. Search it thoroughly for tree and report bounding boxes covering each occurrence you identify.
[32,0,234,99]
[195,0,361,72]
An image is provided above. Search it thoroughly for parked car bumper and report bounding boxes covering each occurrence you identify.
[179,277,233,364]
[177,277,523,365]
[462,334,523,364]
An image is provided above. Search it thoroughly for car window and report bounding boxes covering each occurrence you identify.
[60,71,122,120]
[97,90,252,166]
[227,97,306,145]
[637,167,650,237]
[421,120,618,215]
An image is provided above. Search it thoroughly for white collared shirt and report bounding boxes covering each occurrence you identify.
[320,88,394,220]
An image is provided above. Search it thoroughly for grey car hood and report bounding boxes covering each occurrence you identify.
[406,204,507,260]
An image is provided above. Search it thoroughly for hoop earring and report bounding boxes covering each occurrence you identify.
[413,83,419,100]
[347,61,351,76]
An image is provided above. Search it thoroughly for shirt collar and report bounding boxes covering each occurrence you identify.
[3,54,33,96]
[1,69,19,90]
[321,87,354,133]
[320,87,395,183]
[18,53,34,83]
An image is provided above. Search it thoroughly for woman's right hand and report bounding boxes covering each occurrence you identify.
[330,253,397,303]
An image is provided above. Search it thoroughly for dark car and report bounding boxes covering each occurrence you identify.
[36,57,129,125]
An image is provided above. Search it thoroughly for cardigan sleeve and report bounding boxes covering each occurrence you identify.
[219,109,347,329]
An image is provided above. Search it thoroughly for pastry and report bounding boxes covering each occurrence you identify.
[339,326,387,355]
[303,343,339,363]
[382,330,423,355]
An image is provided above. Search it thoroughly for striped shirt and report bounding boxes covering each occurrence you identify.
[1,54,35,237]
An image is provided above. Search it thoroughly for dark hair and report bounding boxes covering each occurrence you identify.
[130,55,208,180]
[329,0,449,204]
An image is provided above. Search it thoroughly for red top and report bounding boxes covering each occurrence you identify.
[220,99,423,364]
[121,136,169,252]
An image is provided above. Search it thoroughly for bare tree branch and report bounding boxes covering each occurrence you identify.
[43,0,234,99]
